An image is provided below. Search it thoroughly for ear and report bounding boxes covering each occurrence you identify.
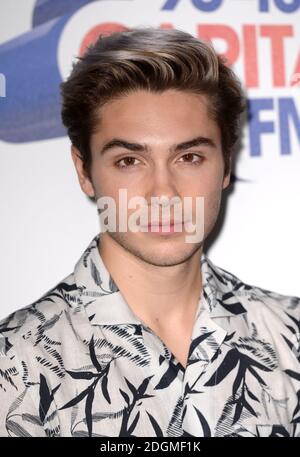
[222,171,231,190]
[71,145,95,198]
[222,156,232,190]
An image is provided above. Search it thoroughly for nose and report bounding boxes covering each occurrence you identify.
[145,163,179,204]
[143,164,184,227]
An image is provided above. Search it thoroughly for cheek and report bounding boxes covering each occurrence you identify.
[206,188,222,210]
[191,170,224,199]
[197,175,224,216]
[91,167,118,198]
[202,188,223,230]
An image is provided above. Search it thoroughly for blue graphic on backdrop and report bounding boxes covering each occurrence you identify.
[32,0,97,27]
[0,0,97,143]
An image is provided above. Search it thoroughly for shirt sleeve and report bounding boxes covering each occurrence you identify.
[0,350,47,437]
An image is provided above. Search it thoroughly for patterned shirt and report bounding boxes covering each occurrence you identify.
[0,233,299,437]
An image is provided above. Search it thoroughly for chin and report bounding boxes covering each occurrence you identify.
[111,232,202,267]
[138,247,201,267]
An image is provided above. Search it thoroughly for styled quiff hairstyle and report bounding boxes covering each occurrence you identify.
[61,27,246,181]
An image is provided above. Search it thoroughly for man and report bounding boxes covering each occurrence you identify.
[0,27,299,438]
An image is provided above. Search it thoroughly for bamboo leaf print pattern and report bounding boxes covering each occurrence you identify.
[0,233,299,436]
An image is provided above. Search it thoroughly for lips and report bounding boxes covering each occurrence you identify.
[149,221,176,227]
[140,220,185,230]
[144,220,182,227]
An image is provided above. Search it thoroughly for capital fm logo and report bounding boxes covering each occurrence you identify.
[0,0,299,186]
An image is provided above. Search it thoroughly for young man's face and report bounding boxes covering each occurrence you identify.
[72,89,230,267]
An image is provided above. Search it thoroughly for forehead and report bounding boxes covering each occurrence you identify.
[92,89,219,141]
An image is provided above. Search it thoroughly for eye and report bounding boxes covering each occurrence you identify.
[115,156,141,168]
[178,153,203,165]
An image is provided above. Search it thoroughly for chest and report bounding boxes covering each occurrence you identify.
[153,327,192,370]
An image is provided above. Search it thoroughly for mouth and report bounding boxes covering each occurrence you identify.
[140,221,186,234]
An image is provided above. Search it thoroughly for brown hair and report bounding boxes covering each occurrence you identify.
[60,26,246,181]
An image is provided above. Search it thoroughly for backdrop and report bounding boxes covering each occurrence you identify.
[1,0,300,319]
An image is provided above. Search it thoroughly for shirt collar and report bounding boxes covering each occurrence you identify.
[73,233,247,325]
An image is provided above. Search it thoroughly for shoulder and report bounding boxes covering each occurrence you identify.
[0,270,79,357]
[205,256,300,323]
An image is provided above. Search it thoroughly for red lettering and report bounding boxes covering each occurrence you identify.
[243,25,259,88]
[197,24,239,66]
[260,25,293,87]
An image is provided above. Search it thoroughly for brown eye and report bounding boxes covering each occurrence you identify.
[115,157,140,168]
[179,153,203,164]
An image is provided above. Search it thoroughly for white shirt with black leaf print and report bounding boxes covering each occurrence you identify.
[0,233,299,437]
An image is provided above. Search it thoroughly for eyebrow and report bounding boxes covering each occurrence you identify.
[98,136,217,156]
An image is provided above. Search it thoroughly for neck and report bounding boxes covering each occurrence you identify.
[98,233,203,330]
